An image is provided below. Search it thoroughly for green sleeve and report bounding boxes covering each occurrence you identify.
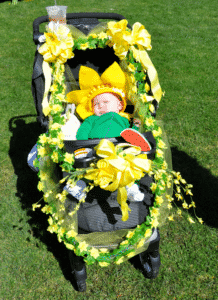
[76,116,94,140]
[132,125,139,131]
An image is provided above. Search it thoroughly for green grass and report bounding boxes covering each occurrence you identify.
[0,0,218,299]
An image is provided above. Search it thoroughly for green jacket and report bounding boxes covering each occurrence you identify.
[76,112,138,140]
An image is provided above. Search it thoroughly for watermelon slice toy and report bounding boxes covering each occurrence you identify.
[120,128,152,153]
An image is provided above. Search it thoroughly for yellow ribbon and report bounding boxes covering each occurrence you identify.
[84,139,151,221]
[130,46,163,102]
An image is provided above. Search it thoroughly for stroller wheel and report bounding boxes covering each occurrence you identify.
[139,249,161,279]
[76,280,86,292]
[68,251,87,292]
[72,267,87,292]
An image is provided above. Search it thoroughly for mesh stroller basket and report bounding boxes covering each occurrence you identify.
[31,13,173,292]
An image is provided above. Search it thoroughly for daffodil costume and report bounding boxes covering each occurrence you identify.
[66,61,139,140]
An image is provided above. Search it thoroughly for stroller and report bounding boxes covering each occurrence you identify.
[31,12,172,292]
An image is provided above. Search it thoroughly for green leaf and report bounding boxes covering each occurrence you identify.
[88,39,97,49]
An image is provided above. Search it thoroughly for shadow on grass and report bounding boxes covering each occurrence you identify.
[170,147,218,229]
[8,115,75,286]
[8,116,218,285]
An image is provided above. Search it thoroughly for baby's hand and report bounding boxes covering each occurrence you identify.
[133,118,141,127]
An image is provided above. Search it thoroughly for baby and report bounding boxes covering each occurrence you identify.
[76,92,141,140]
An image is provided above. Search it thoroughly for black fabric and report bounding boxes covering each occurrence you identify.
[64,171,154,232]
[67,18,100,35]
[77,185,149,232]
[66,48,120,82]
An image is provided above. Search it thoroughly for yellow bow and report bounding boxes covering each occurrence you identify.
[84,139,151,221]
[66,62,128,120]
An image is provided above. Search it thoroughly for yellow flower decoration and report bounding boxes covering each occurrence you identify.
[37,181,43,191]
[39,172,48,180]
[47,224,58,233]
[158,140,167,149]
[126,231,135,239]
[32,203,41,211]
[57,132,65,140]
[177,209,182,216]
[151,218,159,228]
[149,104,155,113]
[198,218,204,224]
[39,134,48,144]
[64,153,74,164]
[64,243,75,250]
[153,127,162,137]
[99,248,109,253]
[168,215,174,221]
[38,28,74,64]
[107,19,128,35]
[188,217,195,224]
[137,238,146,249]
[41,205,52,214]
[51,151,59,163]
[89,33,97,38]
[99,262,110,267]
[123,22,152,50]
[66,230,77,238]
[115,257,125,264]
[90,248,99,259]
[145,117,155,127]
[56,93,66,102]
[156,149,164,158]
[155,195,164,205]
[150,183,157,193]
[186,189,193,196]
[106,20,130,59]
[53,72,64,84]
[51,104,63,113]
[144,228,152,238]
[38,146,46,157]
[182,202,189,209]
[128,63,136,72]
[127,251,135,258]
[120,240,128,246]
[50,123,61,130]
[150,207,160,217]
[78,241,89,252]
[50,83,58,93]
[98,32,107,40]
[140,94,154,103]
[167,203,173,209]
[145,83,150,92]
[80,43,89,50]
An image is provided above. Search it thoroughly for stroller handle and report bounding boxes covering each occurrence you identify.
[33,12,132,45]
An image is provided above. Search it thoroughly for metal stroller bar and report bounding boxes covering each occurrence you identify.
[33,12,132,45]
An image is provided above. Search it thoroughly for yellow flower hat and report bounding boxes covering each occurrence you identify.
[66,62,128,120]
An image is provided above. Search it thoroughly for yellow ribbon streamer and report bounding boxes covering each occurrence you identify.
[84,139,151,221]
[131,46,163,102]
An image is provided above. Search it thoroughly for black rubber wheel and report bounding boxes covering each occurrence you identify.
[140,250,161,279]
[76,280,86,292]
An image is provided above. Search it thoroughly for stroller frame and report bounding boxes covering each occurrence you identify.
[32,12,163,292]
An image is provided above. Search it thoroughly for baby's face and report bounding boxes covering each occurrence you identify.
[93,93,123,116]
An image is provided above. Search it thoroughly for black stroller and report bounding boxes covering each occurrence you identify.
[31,12,172,292]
